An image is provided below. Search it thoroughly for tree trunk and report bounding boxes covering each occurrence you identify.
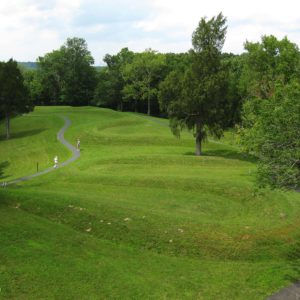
[134,99,138,112]
[147,97,151,115]
[5,113,10,139]
[195,121,202,156]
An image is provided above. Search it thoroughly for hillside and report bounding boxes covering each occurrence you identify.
[0,106,300,299]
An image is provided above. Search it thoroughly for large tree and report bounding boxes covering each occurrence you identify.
[37,49,66,105]
[240,81,300,188]
[37,37,96,105]
[239,35,300,188]
[160,13,228,155]
[0,59,33,139]
[122,49,166,115]
[241,35,300,99]
[94,48,134,111]
[61,37,97,105]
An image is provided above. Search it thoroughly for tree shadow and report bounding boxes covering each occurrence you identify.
[184,149,256,163]
[0,128,47,141]
[0,161,10,180]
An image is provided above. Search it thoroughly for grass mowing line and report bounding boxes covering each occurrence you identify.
[1,115,80,186]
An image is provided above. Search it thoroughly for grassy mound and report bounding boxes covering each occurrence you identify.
[0,106,300,299]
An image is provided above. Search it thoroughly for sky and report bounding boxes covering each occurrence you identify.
[1,0,300,65]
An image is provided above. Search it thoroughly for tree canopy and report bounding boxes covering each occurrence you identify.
[0,59,33,138]
[36,37,96,105]
[159,13,229,155]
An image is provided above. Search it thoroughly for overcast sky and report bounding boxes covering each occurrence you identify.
[1,0,300,65]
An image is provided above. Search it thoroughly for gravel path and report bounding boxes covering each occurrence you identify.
[4,115,80,186]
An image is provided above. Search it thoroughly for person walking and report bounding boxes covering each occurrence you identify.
[54,156,58,168]
[76,138,80,151]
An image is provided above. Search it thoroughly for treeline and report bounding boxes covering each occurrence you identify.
[21,33,242,125]
[1,12,299,189]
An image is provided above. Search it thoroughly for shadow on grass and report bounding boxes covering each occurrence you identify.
[0,128,47,141]
[0,161,10,180]
[184,149,257,163]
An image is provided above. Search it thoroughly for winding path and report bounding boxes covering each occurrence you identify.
[4,115,80,186]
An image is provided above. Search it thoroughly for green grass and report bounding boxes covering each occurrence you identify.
[0,106,300,299]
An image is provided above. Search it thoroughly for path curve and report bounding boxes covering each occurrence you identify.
[4,115,80,186]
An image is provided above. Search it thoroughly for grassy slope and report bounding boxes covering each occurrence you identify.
[0,106,300,299]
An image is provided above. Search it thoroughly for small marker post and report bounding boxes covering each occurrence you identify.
[37,162,39,172]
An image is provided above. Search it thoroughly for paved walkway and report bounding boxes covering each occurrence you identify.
[267,282,300,300]
[4,115,80,186]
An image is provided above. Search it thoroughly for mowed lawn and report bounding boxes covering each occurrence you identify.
[1,106,300,299]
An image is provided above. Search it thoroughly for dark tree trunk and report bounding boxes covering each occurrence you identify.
[5,113,10,139]
[118,100,123,112]
[195,121,202,156]
[147,97,151,115]
[134,99,138,112]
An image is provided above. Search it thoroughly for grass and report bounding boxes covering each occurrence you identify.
[0,106,300,299]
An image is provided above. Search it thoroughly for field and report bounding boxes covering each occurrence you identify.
[1,106,300,299]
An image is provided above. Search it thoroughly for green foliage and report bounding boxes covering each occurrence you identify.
[92,67,117,108]
[239,35,300,188]
[242,35,300,99]
[122,49,167,115]
[36,37,96,105]
[61,37,97,105]
[94,47,134,111]
[0,59,33,138]
[37,49,66,104]
[160,13,229,155]
[240,82,300,189]
[221,53,245,125]
[22,69,44,105]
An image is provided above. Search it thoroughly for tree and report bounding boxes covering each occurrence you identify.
[92,67,117,108]
[61,37,97,105]
[238,35,300,188]
[98,48,135,111]
[221,53,245,126]
[37,49,66,105]
[122,49,166,115]
[240,81,300,188]
[37,37,96,105]
[21,69,44,105]
[0,59,33,139]
[241,35,300,99]
[160,13,228,155]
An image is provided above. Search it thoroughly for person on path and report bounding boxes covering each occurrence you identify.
[76,138,80,151]
[54,156,58,168]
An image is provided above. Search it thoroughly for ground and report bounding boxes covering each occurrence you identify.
[0,106,300,299]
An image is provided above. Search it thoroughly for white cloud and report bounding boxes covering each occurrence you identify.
[0,0,300,64]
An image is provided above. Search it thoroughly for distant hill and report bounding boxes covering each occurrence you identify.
[17,62,105,72]
[18,62,38,70]
[94,65,106,72]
